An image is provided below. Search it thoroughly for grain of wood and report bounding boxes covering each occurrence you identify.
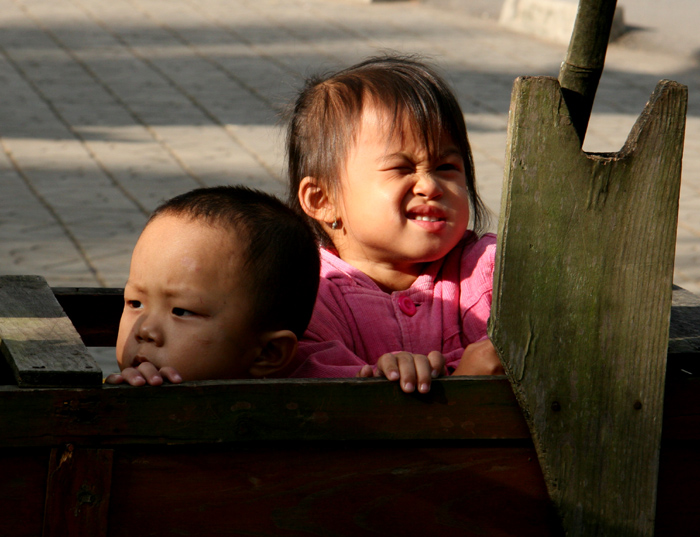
[490,76,687,536]
[0,275,101,386]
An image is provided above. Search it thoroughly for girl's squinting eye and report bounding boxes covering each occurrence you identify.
[172,307,196,317]
[391,164,413,174]
[436,161,463,173]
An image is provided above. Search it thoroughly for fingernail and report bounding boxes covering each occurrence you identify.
[420,383,429,393]
[173,374,182,383]
[403,382,414,392]
[388,371,399,381]
[431,369,439,378]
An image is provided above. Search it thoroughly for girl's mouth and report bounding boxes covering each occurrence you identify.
[407,210,447,231]
[406,206,447,228]
[411,215,444,222]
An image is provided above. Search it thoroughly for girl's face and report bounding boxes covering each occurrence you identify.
[330,105,471,290]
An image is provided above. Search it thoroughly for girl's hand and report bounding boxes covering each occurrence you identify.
[452,338,504,376]
[105,362,183,386]
[357,351,446,393]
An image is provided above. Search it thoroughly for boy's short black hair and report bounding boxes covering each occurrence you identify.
[150,186,319,338]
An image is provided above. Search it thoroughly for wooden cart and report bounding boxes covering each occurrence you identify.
[0,280,698,536]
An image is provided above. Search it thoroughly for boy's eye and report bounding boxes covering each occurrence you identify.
[172,307,196,317]
[126,300,143,309]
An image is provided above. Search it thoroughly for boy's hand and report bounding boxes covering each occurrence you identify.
[357,351,446,393]
[452,338,504,376]
[105,362,183,386]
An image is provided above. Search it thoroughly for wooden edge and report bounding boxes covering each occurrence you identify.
[0,373,696,448]
[0,377,529,447]
[669,285,700,356]
[0,276,101,387]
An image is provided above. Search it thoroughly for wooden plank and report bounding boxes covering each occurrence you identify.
[0,373,695,448]
[655,439,700,535]
[490,77,687,536]
[43,445,113,537]
[0,448,49,537]
[0,276,102,387]
[0,377,529,447]
[0,374,695,535]
[669,285,700,356]
[105,443,558,537]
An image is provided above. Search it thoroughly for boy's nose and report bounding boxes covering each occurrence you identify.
[414,173,443,199]
[135,316,164,346]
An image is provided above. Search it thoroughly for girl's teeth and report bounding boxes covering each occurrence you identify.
[415,216,439,222]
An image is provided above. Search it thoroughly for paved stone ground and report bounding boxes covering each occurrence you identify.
[1,0,698,373]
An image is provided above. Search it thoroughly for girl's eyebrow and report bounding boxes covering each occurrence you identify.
[378,146,461,164]
[438,146,462,159]
[379,151,409,162]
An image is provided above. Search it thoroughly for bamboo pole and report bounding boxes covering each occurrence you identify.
[558,0,618,142]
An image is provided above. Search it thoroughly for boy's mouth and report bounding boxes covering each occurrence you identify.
[131,355,151,368]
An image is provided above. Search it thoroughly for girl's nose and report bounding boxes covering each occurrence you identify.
[135,315,164,346]
[413,172,443,199]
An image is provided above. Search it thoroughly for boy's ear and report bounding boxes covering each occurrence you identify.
[298,176,336,224]
[247,330,298,378]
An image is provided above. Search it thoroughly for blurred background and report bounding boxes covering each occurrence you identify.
[1,0,698,373]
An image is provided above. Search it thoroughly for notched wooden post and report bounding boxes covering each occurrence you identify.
[0,275,102,387]
[489,77,687,536]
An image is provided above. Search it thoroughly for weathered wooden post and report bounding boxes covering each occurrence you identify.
[488,0,688,535]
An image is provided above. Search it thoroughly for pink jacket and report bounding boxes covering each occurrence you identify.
[286,232,497,377]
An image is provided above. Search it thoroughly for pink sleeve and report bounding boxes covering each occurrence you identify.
[285,278,367,378]
[288,340,366,378]
[460,234,497,345]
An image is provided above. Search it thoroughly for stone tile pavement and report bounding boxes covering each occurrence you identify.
[1,0,698,372]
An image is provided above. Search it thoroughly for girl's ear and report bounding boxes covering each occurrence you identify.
[298,176,336,224]
[247,330,298,378]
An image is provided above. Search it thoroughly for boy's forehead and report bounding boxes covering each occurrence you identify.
[139,214,248,272]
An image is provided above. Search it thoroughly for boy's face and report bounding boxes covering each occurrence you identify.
[116,214,262,380]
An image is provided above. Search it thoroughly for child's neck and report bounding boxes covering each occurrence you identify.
[345,257,424,293]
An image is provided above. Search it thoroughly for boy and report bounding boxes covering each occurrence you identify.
[106,186,320,386]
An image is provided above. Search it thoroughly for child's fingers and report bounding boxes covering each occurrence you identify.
[104,373,125,385]
[413,355,435,394]
[375,353,400,381]
[158,366,183,384]
[119,367,148,386]
[427,350,447,378]
[133,362,164,386]
[356,365,374,378]
[396,353,418,393]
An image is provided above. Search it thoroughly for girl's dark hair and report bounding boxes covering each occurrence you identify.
[150,186,319,338]
[286,53,488,246]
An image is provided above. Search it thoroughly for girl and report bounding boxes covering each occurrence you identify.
[284,54,503,393]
